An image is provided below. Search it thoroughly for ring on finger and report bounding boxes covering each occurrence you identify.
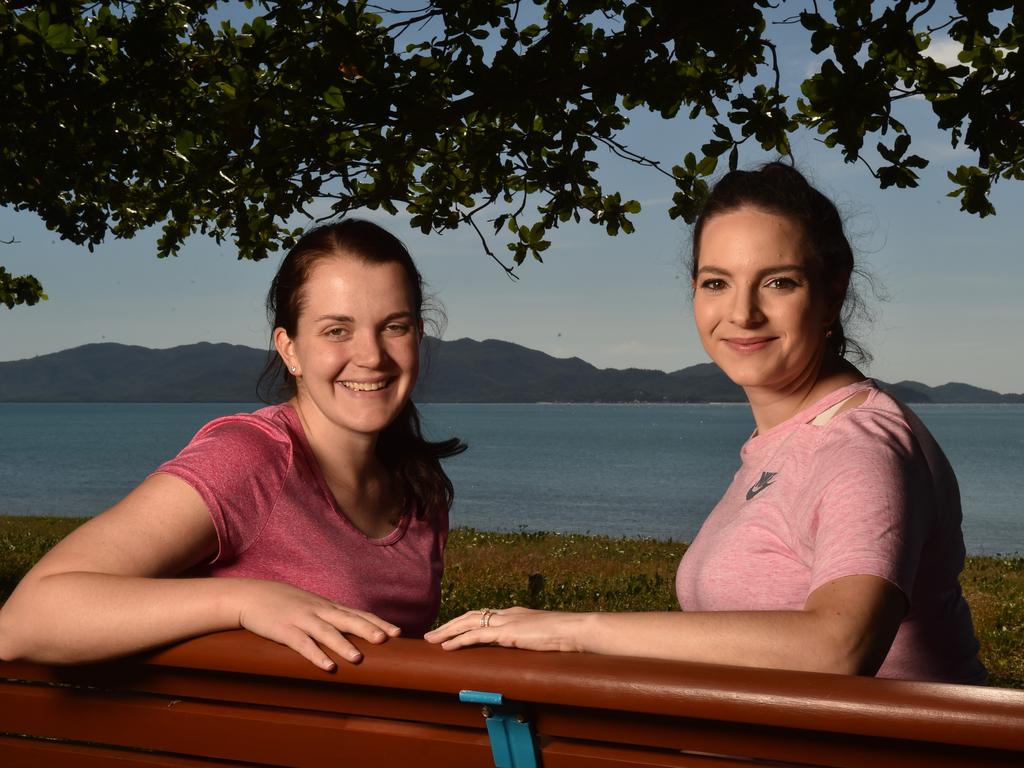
[479,608,493,628]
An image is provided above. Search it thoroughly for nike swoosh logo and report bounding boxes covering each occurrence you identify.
[746,471,778,501]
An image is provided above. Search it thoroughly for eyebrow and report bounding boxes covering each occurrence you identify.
[313,311,416,323]
[696,264,807,278]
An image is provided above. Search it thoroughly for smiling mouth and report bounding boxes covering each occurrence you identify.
[724,337,776,351]
[339,379,392,392]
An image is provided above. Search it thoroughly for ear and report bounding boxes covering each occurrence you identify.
[273,327,299,376]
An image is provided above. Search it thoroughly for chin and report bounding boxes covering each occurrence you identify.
[717,365,787,391]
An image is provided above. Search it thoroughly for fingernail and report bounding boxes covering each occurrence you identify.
[348,650,362,661]
[322,659,336,670]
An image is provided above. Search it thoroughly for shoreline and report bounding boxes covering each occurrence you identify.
[0,513,1017,558]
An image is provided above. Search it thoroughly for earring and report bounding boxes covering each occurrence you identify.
[290,366,297,373]
[825,329,833,339]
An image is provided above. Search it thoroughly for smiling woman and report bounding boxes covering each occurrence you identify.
[278,258,421,439]
[0,220,466,671]
[693,208,831,401]
[427,163,987,685]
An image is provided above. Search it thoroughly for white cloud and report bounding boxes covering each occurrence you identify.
[925,36,963,69]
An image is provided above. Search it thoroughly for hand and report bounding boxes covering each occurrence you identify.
[425,607,588,653]
[234,579,400,669]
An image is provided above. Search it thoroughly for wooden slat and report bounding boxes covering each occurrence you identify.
[0,681,490,767]
[542,738,776,768]
[126,631,1024,753]
[0,735,241,767]
[536,707,1024,768]
[3,630,1024,767]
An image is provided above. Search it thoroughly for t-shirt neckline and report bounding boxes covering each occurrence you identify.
[744,379,876,455]
[277,402,412,547]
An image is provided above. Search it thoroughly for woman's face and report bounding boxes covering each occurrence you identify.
[692,207,833,394]
[275,254,421,441]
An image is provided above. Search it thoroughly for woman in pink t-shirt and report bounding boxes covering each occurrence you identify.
[0,220,465,670]
[427,163,985,683]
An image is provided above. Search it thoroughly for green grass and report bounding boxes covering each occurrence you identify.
[2,516,1021,687]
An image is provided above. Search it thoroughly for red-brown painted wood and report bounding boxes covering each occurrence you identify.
[2,631,1023,767]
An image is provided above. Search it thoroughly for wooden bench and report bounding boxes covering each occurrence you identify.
[2,630,1023,766]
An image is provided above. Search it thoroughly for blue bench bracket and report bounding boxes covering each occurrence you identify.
[459,689,540,768]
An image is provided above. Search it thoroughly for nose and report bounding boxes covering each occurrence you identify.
[352,330,387,368]
[729,286,765,327]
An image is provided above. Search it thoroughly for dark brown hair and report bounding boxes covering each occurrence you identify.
[690,161,868,362]
[258,219,466,518]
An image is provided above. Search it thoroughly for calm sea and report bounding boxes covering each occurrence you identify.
[1,402,1022,555]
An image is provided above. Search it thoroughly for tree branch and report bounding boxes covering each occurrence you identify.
[908,0,937,29]
[587,134,676,180]
[464,212,518,280]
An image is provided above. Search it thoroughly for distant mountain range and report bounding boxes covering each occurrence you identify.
[0,340,1021,404]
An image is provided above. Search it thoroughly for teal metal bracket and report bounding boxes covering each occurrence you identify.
[459,689,540,768]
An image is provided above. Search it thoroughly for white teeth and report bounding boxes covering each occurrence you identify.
[341,380,388,392]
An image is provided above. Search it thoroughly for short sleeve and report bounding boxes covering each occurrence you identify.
[806,410,931,599]
[152,414,293,562]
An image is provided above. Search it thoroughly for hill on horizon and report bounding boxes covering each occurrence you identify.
[0,340,1021,404]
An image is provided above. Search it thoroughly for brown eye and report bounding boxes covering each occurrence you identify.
[700,279,727,291]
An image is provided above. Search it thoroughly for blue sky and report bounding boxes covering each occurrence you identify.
[2,2,1022,393]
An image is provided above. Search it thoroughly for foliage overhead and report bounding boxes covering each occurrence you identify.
[1,0,1021,307]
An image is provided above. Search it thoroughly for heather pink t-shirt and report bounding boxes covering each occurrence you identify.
[676,380,986,683]
[153,404,445,637]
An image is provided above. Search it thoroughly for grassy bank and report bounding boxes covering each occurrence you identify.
[2,516,1021,688]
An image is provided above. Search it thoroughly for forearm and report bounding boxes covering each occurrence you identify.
[577,609,875,675]
[0,572,247,664]
[429,576,904,675]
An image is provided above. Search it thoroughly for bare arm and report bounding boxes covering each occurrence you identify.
[0,474,398,668]
[425,574,906,675]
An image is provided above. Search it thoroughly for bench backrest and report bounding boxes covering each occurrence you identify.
[3,630,1023,767]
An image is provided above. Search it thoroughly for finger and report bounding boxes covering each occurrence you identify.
[439,628,500,651]
[424,625,460,643]
[279,627,341,670]
[425,620,460,638]
[339,606,402,637]
[428,610,482,635]
[304,619,364,664]
[318,606,395,644]
[425,611,495,642]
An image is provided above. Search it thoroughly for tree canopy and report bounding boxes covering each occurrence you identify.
[2,0,1021,307]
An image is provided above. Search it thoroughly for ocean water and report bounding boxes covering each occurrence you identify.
[1,402,1021,555]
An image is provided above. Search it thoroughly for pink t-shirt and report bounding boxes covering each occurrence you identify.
[676,380,986,683]
[153,404,446,637]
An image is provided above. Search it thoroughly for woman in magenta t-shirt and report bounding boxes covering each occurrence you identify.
[0,220,465,671]
[427,163,986,683]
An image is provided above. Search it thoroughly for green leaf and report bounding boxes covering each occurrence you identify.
[323,86,346,110]
[696,155,718,176]
[1,0,1017,312]
[0,267,47,309]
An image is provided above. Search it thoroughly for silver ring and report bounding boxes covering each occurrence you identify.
[479,608,493,628]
